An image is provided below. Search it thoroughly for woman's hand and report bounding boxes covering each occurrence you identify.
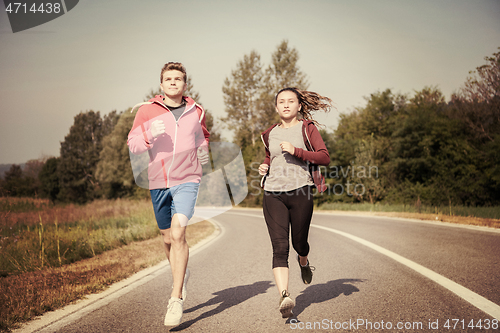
[280,141,295,155]
[259,164,269,175]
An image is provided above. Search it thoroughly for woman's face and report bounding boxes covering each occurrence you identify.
[275,90,301,121]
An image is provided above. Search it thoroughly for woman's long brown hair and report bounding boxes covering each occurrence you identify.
[275,87,333,126]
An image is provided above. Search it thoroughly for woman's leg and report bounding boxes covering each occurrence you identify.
[263,190,300,317]
[289,186,314,282]
[263,191,291,293]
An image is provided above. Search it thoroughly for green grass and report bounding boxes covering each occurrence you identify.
[318,202,500,220]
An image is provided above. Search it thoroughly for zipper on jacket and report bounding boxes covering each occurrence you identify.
[164,102,197,187]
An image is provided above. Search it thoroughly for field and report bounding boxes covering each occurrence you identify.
[0,197,215,332]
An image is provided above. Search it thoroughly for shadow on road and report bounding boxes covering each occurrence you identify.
[171,280,273,331]
[290,278,365,319]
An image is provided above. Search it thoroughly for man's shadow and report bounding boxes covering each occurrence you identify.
[289,278,365,320]
[171,280,273,331]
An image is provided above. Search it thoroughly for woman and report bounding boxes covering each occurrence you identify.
[259,87,331,318]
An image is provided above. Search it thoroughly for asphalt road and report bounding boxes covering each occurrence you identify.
[21,208,500,333]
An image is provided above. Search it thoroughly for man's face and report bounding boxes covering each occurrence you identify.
[160,70,187,99]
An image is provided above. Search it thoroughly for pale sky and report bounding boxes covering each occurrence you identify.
[0,0,499,164]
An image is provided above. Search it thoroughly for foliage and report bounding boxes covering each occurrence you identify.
[38,157,60,202]
[450,48,500,143]
[448,48,500,204]
[57,110,119,203]
[0,164,39,198]
[222,50,264,148]
[330,73,499,206]
[95,109,137,199]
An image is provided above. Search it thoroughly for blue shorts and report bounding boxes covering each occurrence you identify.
[150,182,200,230]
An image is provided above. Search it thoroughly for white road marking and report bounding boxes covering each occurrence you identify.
[226,210,500,320]
[312,223,500,321]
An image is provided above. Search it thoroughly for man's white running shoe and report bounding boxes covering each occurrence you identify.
[164,297,183,326]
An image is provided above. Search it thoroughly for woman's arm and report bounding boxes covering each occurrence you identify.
[292,125,330,165]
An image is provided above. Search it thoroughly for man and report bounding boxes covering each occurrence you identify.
[127,62,210,326]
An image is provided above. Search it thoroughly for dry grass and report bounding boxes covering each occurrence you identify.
[0,198,150,229]
[0,220,215,332]
[1,198,161,276]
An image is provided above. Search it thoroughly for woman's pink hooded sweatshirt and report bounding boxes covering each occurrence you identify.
[127,95,210,189]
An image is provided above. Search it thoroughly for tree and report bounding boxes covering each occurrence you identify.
[1,165,25,196]
[451,48,500,143]
[449,48,500,204]
[222,50,264,147]
[23,158,46,196]
[58,110,118,203]
[39,157,60,202]
[259,40,309,127]
[347,135,385,204]
[0,164,42,197]
[328,49,500,206]
[95,110,136,198]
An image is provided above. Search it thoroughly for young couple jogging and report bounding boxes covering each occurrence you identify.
[128,62,331,327]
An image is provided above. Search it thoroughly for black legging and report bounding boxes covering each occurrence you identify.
[263,185,314,268]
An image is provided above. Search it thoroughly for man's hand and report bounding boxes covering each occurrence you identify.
[197,147,209,165]
[151,120,165,138]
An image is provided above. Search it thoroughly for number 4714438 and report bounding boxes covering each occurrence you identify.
[443,319,498,330]
[5,2,61,14]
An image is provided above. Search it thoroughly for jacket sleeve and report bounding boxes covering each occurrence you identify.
[263,149,270,165]
[195,106,210,151]
[292,124,330,166]
[261,134,271,165]
[127,107,156,155]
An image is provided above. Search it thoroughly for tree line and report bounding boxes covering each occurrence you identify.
[1,41,498,207]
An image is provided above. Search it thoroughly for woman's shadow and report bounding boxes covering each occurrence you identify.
[171,280,273,331]
[290,278,365,320]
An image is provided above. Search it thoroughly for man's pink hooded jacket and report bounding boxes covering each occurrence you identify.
[127,95,210,189]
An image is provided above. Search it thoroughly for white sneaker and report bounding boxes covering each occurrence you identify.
[164,297,183,326]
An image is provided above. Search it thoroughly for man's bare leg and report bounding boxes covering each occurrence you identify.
[169,213,189,299]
